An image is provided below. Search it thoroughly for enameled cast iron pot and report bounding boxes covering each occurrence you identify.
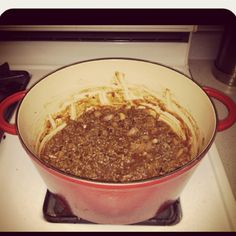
[0,58,236,224]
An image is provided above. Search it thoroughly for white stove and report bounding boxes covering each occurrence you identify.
[0,25,235,231]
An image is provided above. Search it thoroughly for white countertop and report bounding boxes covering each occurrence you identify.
[189,59,236,200]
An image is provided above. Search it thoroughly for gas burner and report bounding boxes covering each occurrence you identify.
[43,190,182,225]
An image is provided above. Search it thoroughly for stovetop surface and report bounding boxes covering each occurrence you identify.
[0,66,235,231]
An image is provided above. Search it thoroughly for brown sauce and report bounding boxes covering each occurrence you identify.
[40,105,191,183]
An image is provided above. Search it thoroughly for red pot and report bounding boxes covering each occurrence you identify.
[0,58,235,224]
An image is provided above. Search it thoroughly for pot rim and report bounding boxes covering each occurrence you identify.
[15,57,218,188]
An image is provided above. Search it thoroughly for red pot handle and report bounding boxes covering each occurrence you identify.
[0,90,27,135]
[203,86,236,132]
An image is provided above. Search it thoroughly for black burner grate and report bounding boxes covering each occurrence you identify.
[43,190,182,226]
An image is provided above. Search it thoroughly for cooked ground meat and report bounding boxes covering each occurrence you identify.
[40,105,191,182]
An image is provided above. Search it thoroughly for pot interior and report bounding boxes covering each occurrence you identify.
[17,58,216,170]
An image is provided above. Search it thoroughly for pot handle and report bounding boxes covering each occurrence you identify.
[203,86,236,131]
[0,90,27,135]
